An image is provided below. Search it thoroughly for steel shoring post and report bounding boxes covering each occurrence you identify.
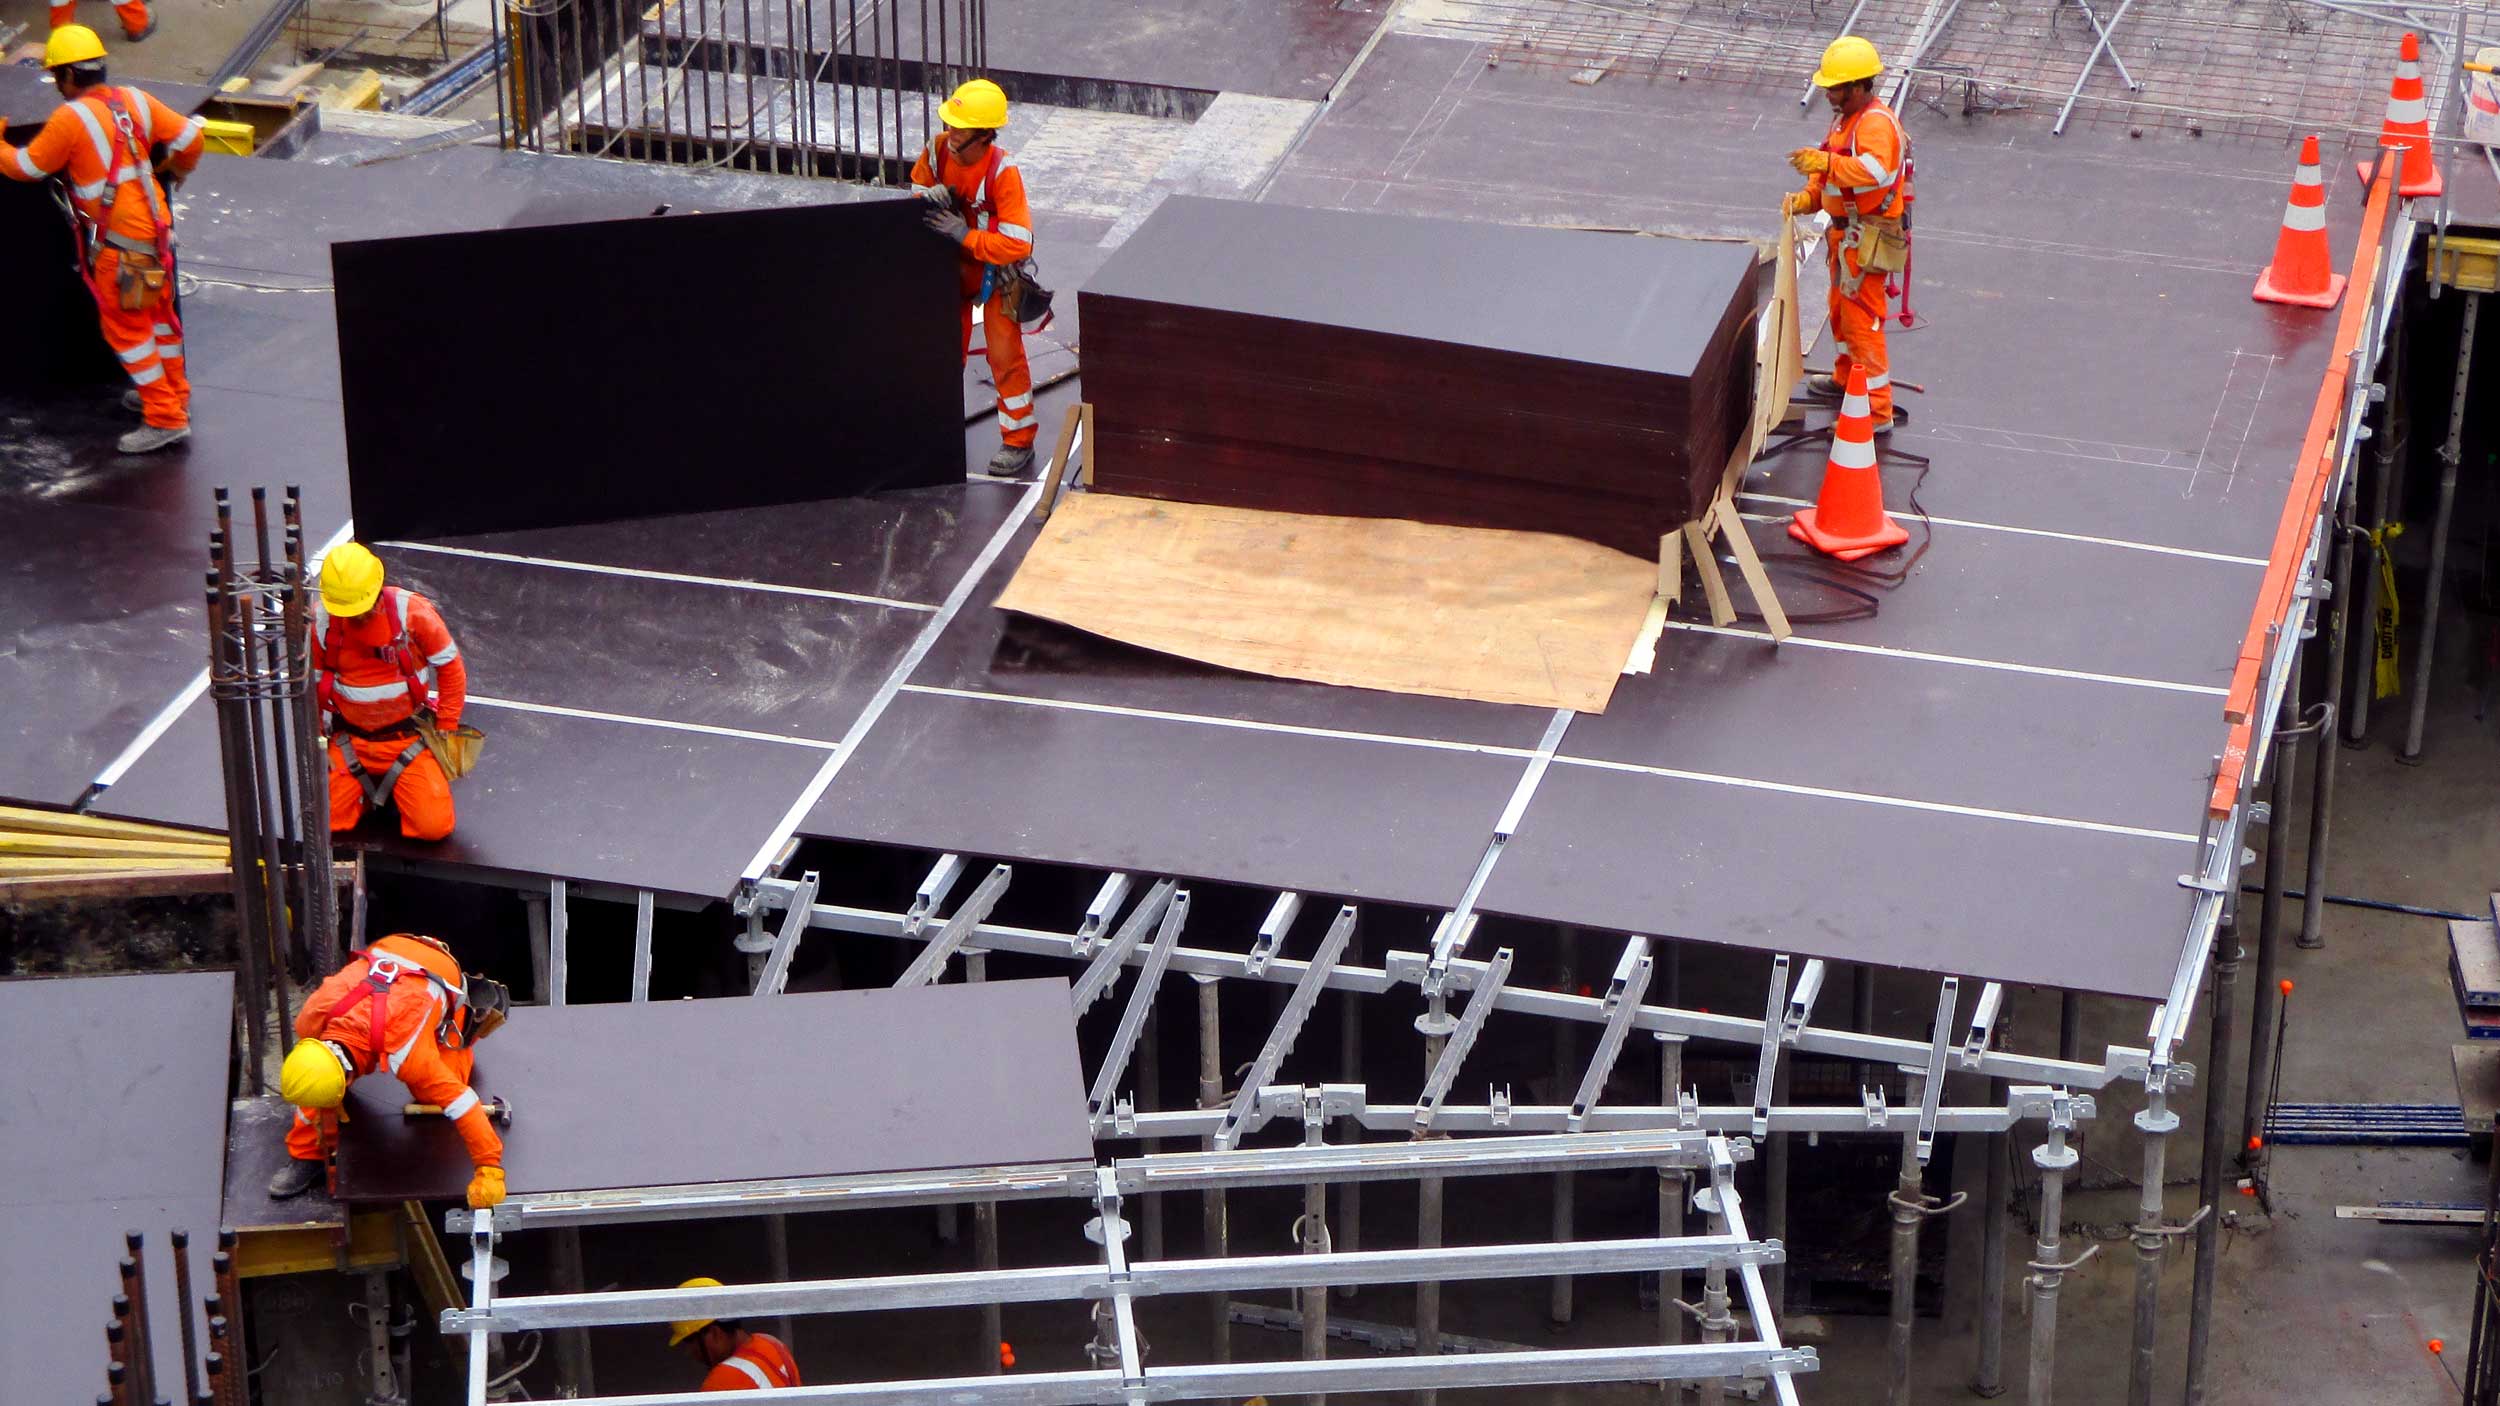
[2349,346,2401,744]
[2186,899,2244,1406]
[1298,1093,1330,1404]
[2303,434,2361,950]
[1336,928,1363,1301]
[1195,975,1229,1363]
[2401,291,2481,761]
[1656,1031,1688,1402]
[1139,993,1164,1263]
[1551,943,1577,1327]
[1889,980,1964,1406]
[1975,1077,2009,1398]
[2052,0,2138,134]
[553,1226,594,1397]
[1415,986,1451,1406]
[2127,1072,2180,1406]
[1411,950,1513,1131]
[2026,1099,2089,1406]
[2245,671,2299,1157]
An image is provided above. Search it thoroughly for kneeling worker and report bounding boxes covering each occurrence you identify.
[315,542,467,840]
[1782,35,1908,435]
[0,25,203,454]
[913,78,1040,477]
[270,932,511,1208]
[669,1281,803,1392]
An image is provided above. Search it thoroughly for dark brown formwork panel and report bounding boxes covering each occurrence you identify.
[335,196,964,541]
[1480,761,2197,999]
[802,687,1530,910]
[93,697,826,898]
[0,971,233,1406]
[1079,196,1757,556]
[332,979,1092,1201]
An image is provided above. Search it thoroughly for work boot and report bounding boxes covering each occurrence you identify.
[268,1156,325,1199]
[1870,417,1895,438]
[1805,373,1845,399]
[118,424,190,454]
[983,444,1036,479]
[121,388,143,414]
[123,17,155,40]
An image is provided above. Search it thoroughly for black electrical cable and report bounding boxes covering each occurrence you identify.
[2233,884,2480,923]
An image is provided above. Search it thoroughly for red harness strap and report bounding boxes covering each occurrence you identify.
[318,587,432,720]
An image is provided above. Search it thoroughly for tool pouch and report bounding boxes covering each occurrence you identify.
[113,248,166,312]
[997,258,1056,333]
[1858,215,1909,276]
[413,711,486,781]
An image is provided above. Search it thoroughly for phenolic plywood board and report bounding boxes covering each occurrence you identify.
[996,493,1657,712]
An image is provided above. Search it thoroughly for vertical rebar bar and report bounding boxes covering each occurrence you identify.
[204,559,268,1094]
[122,1239,155,1406]
[169,1231,200,1405]
[1195,975,1229,1363]
[106,1320,128,1406]
[2186,901,2243,1405]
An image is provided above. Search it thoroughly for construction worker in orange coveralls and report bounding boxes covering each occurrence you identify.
[314,543,468,841]
[50,0,154,43]
[0,25,201,454]
[668,1280,805,1392]
[267,932,512,1208]
[912,78,1041,477]
[1784,36,1908,436]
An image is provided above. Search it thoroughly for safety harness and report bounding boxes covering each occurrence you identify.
[328,938,466,1080]
[923,138,1054,333]
[1823,102,1912,300]
[60,87,182,332]
[318,586,437,807]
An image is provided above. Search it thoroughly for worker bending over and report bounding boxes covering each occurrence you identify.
[50,0,152,43]
[315,543,466,840]
[670,1281,803,1392]
[270,932,512,1208]
[1783,36,1908,435]
[913,78,1040,477]
[0,26,201,455]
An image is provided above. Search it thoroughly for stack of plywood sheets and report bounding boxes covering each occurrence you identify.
[1078,196,1759,558]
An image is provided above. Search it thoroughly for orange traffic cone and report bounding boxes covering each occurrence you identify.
[2255,135,2346,309]
[1788,364,1907,561]
[2356,32,2443,197]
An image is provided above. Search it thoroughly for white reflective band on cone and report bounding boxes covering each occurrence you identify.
[2281,201,2327,232]
[1829,434,1879,471]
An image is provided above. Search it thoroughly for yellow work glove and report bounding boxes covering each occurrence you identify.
[1788,147,1832,176]
[1782,190,1817,217]
[467,1165,506,1209]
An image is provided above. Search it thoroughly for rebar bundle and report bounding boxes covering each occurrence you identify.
[95,1228,236,1406]
[205,486,338,1095]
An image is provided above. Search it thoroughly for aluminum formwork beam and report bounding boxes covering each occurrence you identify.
[1118,1087,2093,1144]
[1412,947,1513,1132]
[896,863,1011,987]
[1088,891,1190,1127]
[1214,907,1354,1150]
[750,882,2139,1090]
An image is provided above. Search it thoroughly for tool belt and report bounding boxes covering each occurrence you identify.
[992,257,1055,333]
[412,710,486,781]
[98,230,168,312]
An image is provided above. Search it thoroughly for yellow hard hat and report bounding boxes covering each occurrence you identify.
[279,1039,351,1110]
[319,542,385,617]
[940,78,1008,130]
[45,23,107,69]
[667,1277,724,1347]
[1813,35,1883,87]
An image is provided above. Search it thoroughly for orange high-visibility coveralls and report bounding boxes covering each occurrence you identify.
[285,934,506,1172]
[0,85,202,430]
[910,140,1039,450]
[314,586,467,840]
[49,3,153,40]
[703,1334,803,1392]
[1802,98,1907,426]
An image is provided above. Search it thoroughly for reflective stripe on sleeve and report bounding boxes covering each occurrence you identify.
[168,118,203,153]
[426,642,460,667]
[13,147,46,179]
[995,221,1032,242]
[721,1357,776,1391]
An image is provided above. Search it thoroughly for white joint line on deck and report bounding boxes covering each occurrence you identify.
[1549,755,2200,845]
[89,519,358,794]
[1661,621,2231,698]
[1732,495,2271,567]
[461,696,839,750]
[373,540,939,612]
[897,685,1547,760]
[738,479,1050,883]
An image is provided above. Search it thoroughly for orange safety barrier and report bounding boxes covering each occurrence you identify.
[2209,153,2399,817]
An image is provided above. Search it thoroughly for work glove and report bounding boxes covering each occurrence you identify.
[915,183,955,211]
[466,1165,506,1210]
[1788,147,1832,176]
[1782,190,1817,217]
[924,207,971,245]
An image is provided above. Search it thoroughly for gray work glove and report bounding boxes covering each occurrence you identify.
[915,183,955,211]
[923,206,970,245]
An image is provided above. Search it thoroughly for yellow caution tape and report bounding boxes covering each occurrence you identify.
[2367,521,2405,700]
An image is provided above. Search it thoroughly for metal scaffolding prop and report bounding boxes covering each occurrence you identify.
[205,485,339,1094]
[483,0,988,180]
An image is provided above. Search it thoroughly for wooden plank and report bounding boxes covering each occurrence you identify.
[1713,499,1791,642]
[0,832,227,861]
[1682,519,1735,627]
[0,856,228,876]
[995,494,1658,712]
[0,804,221,842]
[1032,403,1085,523]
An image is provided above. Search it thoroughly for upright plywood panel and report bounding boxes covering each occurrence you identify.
[334,196,964,540]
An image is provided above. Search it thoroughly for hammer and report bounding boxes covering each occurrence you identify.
[404,1095,512,1126]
